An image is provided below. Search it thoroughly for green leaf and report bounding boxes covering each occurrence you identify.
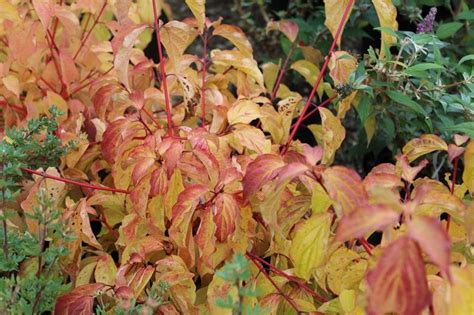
[405,63,444,77]
[441,122,474,138]
[458,54,474,65]
[436,22,463,39]
[386,90,426,116]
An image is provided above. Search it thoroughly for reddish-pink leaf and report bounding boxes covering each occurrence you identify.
[242,154,285,200]
[335,204,400,242]
[366,237,431,315]
[55,283,106,315]
[322,166,368,215]
[32,0,55,29]
[447,144,465,164]
[408,216,451,280]
[363,163,403,192]
[266,20,299,42]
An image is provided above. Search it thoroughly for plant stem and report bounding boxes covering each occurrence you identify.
[201,28,208,127]
[271,41,295,100]
[358,237,373,256]
[281,0,354,155]
[289,95,337,130]
[246,253,300,312]
[246,251,328,303]
[73,0,107,60]
[152,0,173,137]
[21,168,130,194]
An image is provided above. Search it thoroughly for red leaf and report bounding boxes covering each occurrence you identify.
[408,216,451,280]
[335,204,399,242]
[363,163,403,192]
[242,154,285,200]
[366,237,431,315]
[396,154,428,183]
[55,283,106,315]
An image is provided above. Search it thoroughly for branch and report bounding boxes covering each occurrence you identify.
[151,0,173,137]
[21,168,130,194]
[73,1,107,60]
[246,251,328,303]
[281,0,354,155]
[246,253,300,312]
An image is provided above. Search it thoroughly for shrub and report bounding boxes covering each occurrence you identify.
[0,0,473,314]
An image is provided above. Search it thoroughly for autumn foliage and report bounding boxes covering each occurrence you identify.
[0,0,473,314]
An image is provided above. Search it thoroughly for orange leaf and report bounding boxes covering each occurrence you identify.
[322,166,368,215]
[335,204,399,242]
[366,237,430,315]
[328,51,357,85]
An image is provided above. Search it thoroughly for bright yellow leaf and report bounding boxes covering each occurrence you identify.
[185,0,205,32]
[290,213,331,280]
[463,140,474,194]
[372,0,398,57]
[323,0,354,47]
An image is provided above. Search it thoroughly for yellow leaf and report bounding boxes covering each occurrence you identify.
[277,95,301,142]
[227,99,261,125]
[463,140,474,195]
[323,0,354,47]
[211,49,264,87]
[185,0,205,32]
[325,247,367,294]
[308,108,346,165]
[364,115,376,145]
[290,60,325,97]
[160,21,199,66]
[94,254,117,285]
[402,134,448,163]
[76,260,97,287]
[213,24,253,57]
[137,0,159,25]
[311,182,332,214]
[372,0,398,57]
[290,213,331,280]
[262,62,279,93]
[2,74,20,98]
[339,289,356,313]
[328,51,357,85]
[0,0,20,22]
[447,265,474,315]
[337,91,357,119]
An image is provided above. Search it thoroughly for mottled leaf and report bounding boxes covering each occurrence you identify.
[227,99,261,125]
[328,51,357,85]
[242,154,285,199]
[266,20,299,42]
[55,283,106,315]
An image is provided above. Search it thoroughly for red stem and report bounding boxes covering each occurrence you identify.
[271,41,295,100]
[80,13,92,41]
[142,108,162,129]
[73,0,107,61]
[281,0,354,155]
[246,253,300,312]
[201,30,208,126]
[447,157,459,231]
[70,66,113,96]
[290,95,337,130]
[358,237,373,256]
[246,251,328,303]
[152,0,173,137]
[21,168,130,194]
